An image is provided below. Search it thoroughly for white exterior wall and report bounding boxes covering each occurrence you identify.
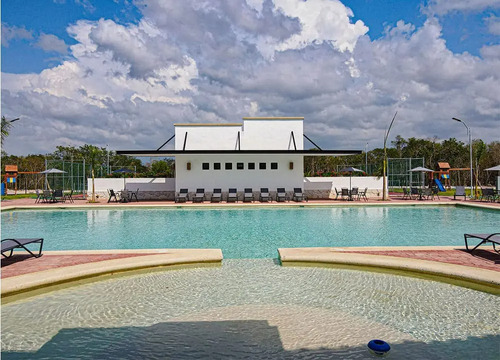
[175,154,303,192]
[304,176,383,191]
[175,125,241,150]
[88,178,175,193]
[241,119,303,150]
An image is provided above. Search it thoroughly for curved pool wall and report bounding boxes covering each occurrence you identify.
[2,260,499,359]
[2,206,499,258]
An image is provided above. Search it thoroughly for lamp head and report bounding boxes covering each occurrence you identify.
[452,117,462,122]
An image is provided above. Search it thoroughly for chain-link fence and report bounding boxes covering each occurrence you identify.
[387,158,425,188]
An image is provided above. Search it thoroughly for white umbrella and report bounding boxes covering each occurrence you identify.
[485,165,500,171]
[409,167,434,188]
[39,168,67,190]
[340,167,365,193]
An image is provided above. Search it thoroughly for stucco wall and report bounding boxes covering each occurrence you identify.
[304,176,384,199]
[87,178,175,200]
[241,119,303,150]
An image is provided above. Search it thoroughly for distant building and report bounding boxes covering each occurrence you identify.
[118,117,361,194]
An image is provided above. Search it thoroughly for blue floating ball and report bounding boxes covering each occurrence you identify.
[367,339,391,356]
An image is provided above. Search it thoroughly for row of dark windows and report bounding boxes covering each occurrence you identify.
[202,162,278,170]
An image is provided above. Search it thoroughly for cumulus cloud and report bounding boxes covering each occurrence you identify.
[35,33,69,54]
[1,23,33,47]
[1,0,499,155]
[486,15,500,35]
[425,0,500,15]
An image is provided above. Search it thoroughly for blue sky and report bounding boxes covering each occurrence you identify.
[1,0,499,155]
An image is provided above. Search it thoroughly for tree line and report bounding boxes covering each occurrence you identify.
[1,136,499,188]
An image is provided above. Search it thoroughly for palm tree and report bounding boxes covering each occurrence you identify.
[1,116,20,146]
[80,145,105,202]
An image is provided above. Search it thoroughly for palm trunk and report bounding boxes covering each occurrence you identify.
[91,168,96,202]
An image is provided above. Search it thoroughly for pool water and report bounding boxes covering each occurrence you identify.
[2,206,498,258]
[2,260,499,359]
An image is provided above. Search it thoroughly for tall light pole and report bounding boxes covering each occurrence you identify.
[365,142,368,173]
[452,117,473,198]
[383,112,398,200]
[106,144,110,175]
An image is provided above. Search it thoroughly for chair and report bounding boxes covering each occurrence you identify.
[108,189,119,203]
[292,188,307,202]
[410,187,420,200]
[35,189,43,203]
[64,189,74,203]
[276,188,287,202]
[402,188,411,200]
[129,189,139,202]
[350,187,359,201]
[422,188,433,200]
[259,188,271,202]
[52,189,65,203]
[454,186,466,200]
[193,188,205,203]
[480,188,496,202]
[334,188,341,200]
[358,187,368,201]
[43,190,53,203]
[244,188,254,202]
[464,233,500,253]
[341,188,349,201]
[175,189,189,203]
[211,188,222,203]
[2,238,44,259]
[432,187,440,200]
[227,188,238,202]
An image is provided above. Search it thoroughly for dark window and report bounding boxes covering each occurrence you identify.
[202,163,209,170]
[237,162,244,170]
[225,162,232,170]
[271,162,278,170]
[214,162,221,170]
[248,162,255,170]
[259,162,266,170]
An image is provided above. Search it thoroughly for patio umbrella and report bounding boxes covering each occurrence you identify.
[485,165,500,171]
[409,167,434,187]
[113,168,134,189]
[339,166,365,192]
[39,168,67,190]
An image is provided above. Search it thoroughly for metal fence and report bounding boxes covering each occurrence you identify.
[335,164,379,176]
[387,158,425,188]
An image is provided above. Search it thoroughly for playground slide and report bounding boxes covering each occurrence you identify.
[434,178,445,192]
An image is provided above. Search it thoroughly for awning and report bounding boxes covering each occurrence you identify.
[116,149,362,157]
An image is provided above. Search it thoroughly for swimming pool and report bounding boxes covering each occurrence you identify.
[2,260,499,359]
[2,206,498,258]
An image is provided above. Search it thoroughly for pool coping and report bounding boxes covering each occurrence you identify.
[278,247,500,294]
[1,200,499,211]
[1,249,223,301]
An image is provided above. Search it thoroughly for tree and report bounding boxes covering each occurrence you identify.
[1,116,19,146]
[79,145,106,202]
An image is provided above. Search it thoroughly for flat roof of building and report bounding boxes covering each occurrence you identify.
[117,149,362,157]
[242,117,304,120]
[174,123,243,127]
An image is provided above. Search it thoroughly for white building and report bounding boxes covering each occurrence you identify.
[118,117,360,196]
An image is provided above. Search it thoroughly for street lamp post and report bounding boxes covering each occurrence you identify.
[365,142,368,173]
[382,112,398,201]
[452,117,473,198]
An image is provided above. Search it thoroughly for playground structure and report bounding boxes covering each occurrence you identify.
[433,162,470,190]
[3,165,40,195]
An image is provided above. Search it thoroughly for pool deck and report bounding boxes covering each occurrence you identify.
[1,197,499,298]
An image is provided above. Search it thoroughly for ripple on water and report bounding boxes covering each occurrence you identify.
[1,259,499,359]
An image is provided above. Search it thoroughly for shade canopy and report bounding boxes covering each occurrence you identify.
[39,168,67,174]
[339,166,365,173]
[485,165,500,171]
[409,167,434,172]
[113,168,134,174]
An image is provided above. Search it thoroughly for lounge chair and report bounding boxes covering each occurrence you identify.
[175,188,189,203]
[259,188,271,202]
[464,233,500,253]
[193,188,205,203]
[2,238,44,259]
[108,189,119,203]
[244,188,254,202]
[454,186,466,200]
[227,188,238,202]
[358,187,368,201]
[292,188,307,202]
[276,188,287,202]
[211,188,222,203]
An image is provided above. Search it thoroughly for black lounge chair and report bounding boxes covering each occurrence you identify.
[193,188,205,203]
[259,188,271,202]
[244,188,254,202]
[175,188,189,203]
[292,188,307,202]
[211,188,222,203]
[227,188,238,202]
[454,186,466,200]
[464,233,500,253]
[2,238,44,258]
[108,189,119,203]
[276,188,287,202]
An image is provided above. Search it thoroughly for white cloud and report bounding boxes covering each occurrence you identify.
[1,23,33,47]
[486,15,500,35]
[35,33,68,54]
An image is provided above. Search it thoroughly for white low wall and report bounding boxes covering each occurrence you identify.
[304,176,384,199]
[87,178,175,200]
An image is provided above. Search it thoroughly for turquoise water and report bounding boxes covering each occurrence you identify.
[1,206,498,258]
